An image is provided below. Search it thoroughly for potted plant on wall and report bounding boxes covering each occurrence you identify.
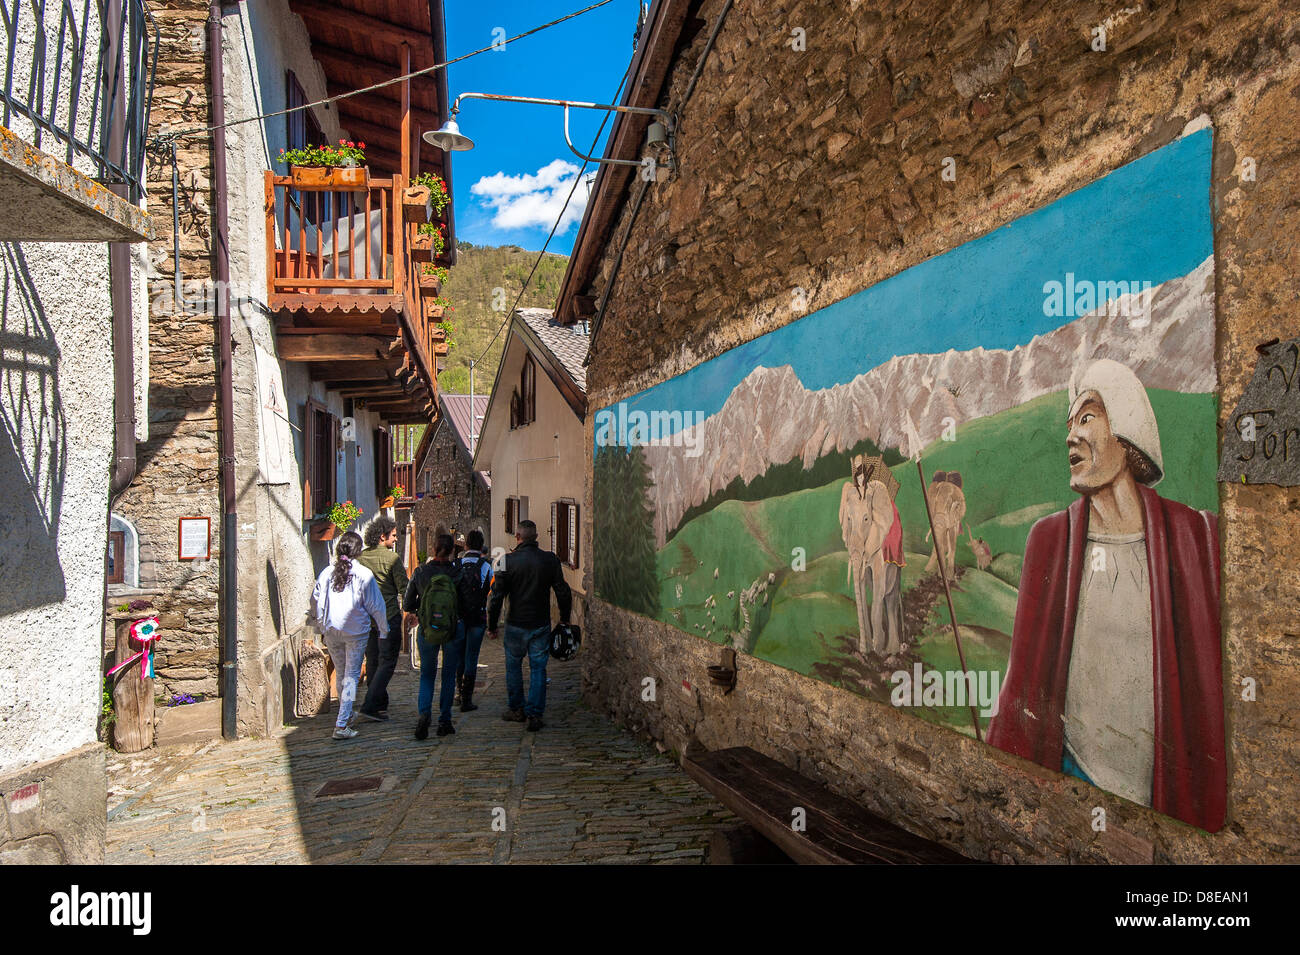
[279,140,369,191]
[418,263,448,293]
[403,171,451,223]
[311,500,362,542]
[411,221,445,262]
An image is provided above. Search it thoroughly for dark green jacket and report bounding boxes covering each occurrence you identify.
[356,545,409,620]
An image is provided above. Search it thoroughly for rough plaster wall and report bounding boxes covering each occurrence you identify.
[583,0,1300,861]
[221,0,349,733]
[5,2,103,180]
[0,241,112,774]
[484,334,587,620]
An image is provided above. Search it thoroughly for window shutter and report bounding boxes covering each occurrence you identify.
[569,503,579,568]
[550,501,558,553]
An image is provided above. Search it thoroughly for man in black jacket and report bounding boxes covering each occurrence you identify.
[487,520,572,732]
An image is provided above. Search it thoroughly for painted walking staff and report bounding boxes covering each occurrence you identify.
[988,358,1225,831]
[838,454,904,656]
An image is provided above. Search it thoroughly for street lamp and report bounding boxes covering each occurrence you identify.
[424,92,674,176]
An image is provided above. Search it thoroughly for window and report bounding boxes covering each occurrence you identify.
[303,399,336,518]
[505,496,529,534]
[521,355,536,426]
[553,499,579,568]
[286,70,326,225]
[373,427,391,496]
[107,531,126,584]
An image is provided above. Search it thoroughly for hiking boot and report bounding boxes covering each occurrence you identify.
[460,675,478,712]
[358,710,389,722]
[501,707,525,722]
[332,726,358,740]
[414,716,430,740]
[436,721,455,737]
[526,716,544,732]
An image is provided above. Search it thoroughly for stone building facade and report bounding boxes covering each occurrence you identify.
[574,0,1300,863]
[116,0,453,735]
[112,0,222,703]
[411,393,491,556]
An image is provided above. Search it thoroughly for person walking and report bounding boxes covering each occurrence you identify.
[486,519,572,732]
[403,533,463,740]
[312,531,388,740]
[452,529,493,712]
[357,515,408,722]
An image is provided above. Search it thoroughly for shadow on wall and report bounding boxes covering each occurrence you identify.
[0,244,67,616]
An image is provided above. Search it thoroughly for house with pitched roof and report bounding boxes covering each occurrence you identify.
[472,307,589,625]
[410,392,491,556]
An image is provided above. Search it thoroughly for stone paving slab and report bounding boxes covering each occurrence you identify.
[106,637,733,864]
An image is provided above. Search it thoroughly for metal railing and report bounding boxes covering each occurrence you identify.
[1,0,157,199]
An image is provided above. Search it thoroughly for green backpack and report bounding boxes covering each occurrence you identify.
[418,570,459,645]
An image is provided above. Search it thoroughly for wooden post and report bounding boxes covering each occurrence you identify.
[399,42,411,182]
[111,618,154,752]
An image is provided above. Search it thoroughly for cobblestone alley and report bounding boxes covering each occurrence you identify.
[106,639,733,864]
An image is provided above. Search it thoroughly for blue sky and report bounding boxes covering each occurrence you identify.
[442,0,641,253]
[599,128,1214,434]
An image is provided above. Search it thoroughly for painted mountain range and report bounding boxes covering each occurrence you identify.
[643,254,1215,546]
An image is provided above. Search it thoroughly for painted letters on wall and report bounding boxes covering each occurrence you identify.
[594,126,1224,831]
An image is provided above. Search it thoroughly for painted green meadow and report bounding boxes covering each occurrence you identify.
[652,388,1218,736]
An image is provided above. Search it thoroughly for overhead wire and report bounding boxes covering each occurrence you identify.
[150,0,616,145]
[469,48,635,367]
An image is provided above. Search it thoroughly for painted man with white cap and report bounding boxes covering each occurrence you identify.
[987,359,1225,832]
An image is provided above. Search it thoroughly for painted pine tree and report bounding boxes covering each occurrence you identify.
[593,444,661,617]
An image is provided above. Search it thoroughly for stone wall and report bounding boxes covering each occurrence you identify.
[582,0,1300,862]
[412,420,491,554]
[115,0,221,702]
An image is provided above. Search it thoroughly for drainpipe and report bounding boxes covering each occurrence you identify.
[107,0,135,498]
[209,0,238,740]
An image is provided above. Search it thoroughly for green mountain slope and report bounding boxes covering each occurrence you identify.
[436,242,569,395]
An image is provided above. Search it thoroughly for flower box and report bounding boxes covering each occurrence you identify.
[309,519,336,542]
[417,272,442,294]
[290,164,369,192]
[410,233,435,262]
[423,299,445,321]
[402,184,432,223]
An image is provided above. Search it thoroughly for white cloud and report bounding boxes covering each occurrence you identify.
[469,158,588,233]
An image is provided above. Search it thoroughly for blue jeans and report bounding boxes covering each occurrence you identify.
[323,630,368,728]
[457,623,486,684]
[504,623,551,718]
[417,623,465,725]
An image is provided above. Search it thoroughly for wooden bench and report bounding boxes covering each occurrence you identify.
[684,746,975,865]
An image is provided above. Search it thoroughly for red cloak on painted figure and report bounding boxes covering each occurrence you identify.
[986,484,1225,833]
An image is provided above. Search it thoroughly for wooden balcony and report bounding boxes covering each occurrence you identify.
[266,170,451,423]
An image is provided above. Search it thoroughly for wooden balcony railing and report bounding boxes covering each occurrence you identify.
[266,172,405,301]
[266,169,451,422]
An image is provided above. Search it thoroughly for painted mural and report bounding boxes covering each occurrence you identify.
[593,124,1223,832]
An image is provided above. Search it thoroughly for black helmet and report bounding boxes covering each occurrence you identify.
[550,622,581,661]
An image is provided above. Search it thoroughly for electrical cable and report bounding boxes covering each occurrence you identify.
[151,0,615,145]
[469,51,634,367]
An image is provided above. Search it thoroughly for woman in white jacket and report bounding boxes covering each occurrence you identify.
[313,531,388,739]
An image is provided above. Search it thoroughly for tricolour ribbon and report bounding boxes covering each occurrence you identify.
[109,617,160,681]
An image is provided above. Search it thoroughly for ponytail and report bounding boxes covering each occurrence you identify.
[331,531,363,592]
